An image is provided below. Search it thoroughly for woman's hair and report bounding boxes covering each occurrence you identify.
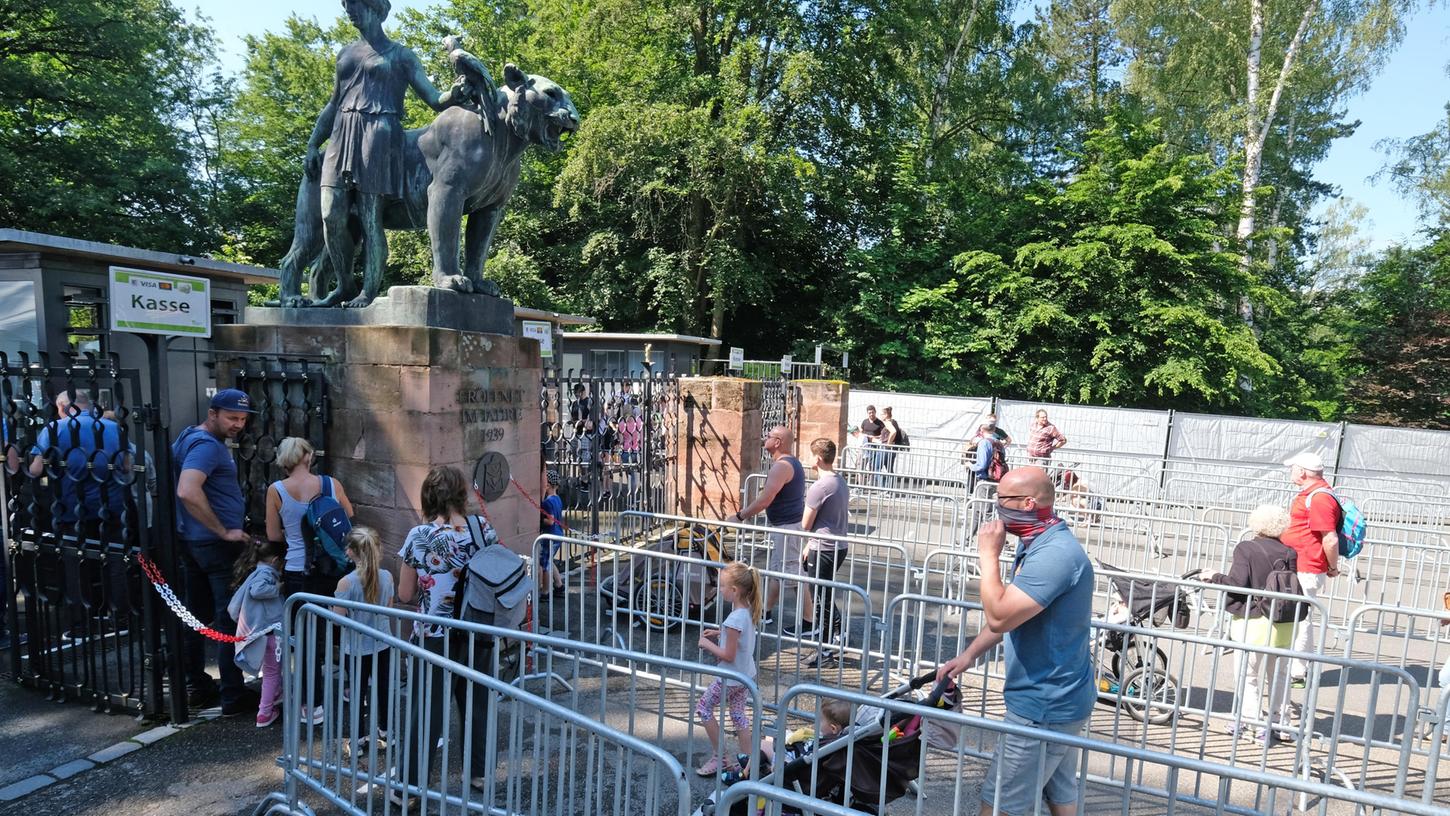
[821,699,852,731]
[722,561,762,625]
[345,526,384,604]
[233,537,285,590]
[275,436,314,473]
[1247,504,1290,539]
[420,465,469,520]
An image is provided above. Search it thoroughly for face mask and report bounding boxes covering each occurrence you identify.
[995,502,1058,539]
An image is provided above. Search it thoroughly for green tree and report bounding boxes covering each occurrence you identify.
[0,0,227,251]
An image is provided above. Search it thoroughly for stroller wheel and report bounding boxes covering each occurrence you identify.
[1111,637,1168,680]
[633,574,685,631]
[1119,665,1181,725]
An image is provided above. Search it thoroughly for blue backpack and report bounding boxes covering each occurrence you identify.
[1309,488,1367,560]
[304,476,353,577]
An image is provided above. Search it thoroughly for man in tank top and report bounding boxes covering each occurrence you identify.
[727,425,806,627]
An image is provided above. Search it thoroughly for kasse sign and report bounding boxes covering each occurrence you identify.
[109,266,211,338]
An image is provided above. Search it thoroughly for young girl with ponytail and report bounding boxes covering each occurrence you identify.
[332,526,395,748]
[694,561,761,776]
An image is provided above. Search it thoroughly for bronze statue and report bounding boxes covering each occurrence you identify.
[276,5,579,307]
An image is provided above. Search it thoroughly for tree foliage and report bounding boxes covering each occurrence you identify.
[5,0,1448,426]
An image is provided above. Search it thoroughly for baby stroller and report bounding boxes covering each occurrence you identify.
[1097,562,1193,724]
[692,672,958,816]
[598,524,725,631]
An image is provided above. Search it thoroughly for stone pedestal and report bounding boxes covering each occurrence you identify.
[216,291,541,557]
[672,377,762,518]
[796,379,850,455]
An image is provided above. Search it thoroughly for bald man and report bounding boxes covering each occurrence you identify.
[939,467,1095,816]
[727,425,806,627]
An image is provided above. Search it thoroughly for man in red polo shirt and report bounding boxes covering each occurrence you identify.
[1281,452,1340,687]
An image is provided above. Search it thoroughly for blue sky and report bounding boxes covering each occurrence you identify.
[191,0,1447,249]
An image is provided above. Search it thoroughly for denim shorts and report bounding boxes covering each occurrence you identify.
[981,710,1087,814]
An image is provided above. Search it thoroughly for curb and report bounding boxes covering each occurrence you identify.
[0,710,221,803]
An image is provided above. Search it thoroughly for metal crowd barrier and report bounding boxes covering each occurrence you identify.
[712,780,874,816]
[769,681,1448,816]
[876,592,1443,806]
[834,466,973,499]
[256,600,692,816]
[1344,604,1450,760]
[742,472,968,553]
[539,525,877,719]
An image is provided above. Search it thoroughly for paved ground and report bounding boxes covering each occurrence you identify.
[0,678,149,791]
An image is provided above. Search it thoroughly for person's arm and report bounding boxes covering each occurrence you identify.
[396,562,420,605]
[1309,491,1340,576]
[303,64,340,179]
[265,484,285,544]
[1319,530,1340,576]
[331,478,355,517]
[730,459,789,522]
[406,48,463,111]
[1053,427,1067,450]
[999,429,1013,445]
[176,468,245,541]
[699,623,742,662]
[26,427,48,476]
[800,503,819,533]
[331,576,353,616]
[976,519,1046,633]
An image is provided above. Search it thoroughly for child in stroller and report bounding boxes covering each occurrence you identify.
[692,672,961,816]
[598,524,726,630]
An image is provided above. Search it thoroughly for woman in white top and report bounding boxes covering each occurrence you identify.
[265,437,354,722]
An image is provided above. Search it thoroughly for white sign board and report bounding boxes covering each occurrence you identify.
[521,320,554,358]
[781,354,792,375]
[109,266,210,337]
[728,346,744,371]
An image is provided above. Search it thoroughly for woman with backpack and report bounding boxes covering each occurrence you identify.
[265,436,355,724]
[1203,504,1308,747]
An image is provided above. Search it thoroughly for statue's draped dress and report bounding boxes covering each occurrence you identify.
[320,40,409,198]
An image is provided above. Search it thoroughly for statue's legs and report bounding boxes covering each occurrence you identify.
[314,185,360,307]
[348,193,385,308]
[463,206,505,297]
[426,177,470,293]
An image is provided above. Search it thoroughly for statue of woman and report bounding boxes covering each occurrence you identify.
[303,0,467,307]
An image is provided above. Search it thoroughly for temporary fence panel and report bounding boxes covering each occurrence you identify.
[847,390,992,441]
[770,680,1447,816]
[266,602,693,816]
[1343,604,1450,763]
[548,525,877,720]
[834,466,972,500]
[281,594,763,811]
[995,399,1171,458]
[1362,495,1450,531]
[1168,412,1340,473]
[1000,446,1164,499]
[1338,423,1450,498]
[743,473,968,554]
[712,780,875,816]
[875,593,1438,809]
[840,444,973,484]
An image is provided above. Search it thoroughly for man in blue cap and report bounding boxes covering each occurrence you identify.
[172,388,257,715]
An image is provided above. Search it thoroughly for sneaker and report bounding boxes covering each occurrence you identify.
[805,648,839,668]
[303,704,325,726]
[0,631,26,650]
[1290,676,1306,689]
[1225,723,1246,739]
[1259,728,1296,745]
[221,689,261,718]
[782,623,821,639]
[760,613,776,627]
[187,684,221,711]
[60,627,87,643]
[256,706,280,728]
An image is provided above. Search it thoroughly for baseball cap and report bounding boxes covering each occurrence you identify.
[546,469,561,486]
[210,388,258,414]
[1283,452,1324,472]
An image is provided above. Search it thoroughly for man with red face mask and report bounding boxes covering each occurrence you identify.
[938,467,1095,816]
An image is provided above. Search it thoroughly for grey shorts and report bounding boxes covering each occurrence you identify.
[981,710,1087,815]
[766,522,803,576]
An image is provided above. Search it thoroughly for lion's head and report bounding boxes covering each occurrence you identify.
[501,64,579,152]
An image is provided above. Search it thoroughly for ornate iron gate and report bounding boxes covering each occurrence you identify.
[760,375,802,469]
[540,363,680,538]
[1,349,328,720]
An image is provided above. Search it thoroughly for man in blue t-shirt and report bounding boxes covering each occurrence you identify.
[538,469,566,597]
[939,467,1095,816]
[172,388,256,715]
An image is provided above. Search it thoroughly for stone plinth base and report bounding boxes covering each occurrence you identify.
[796,380,850,456]
[215,321,541,557]
[244,286,514,336]
[672,378,762,518]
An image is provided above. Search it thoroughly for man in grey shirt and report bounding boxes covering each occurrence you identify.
[798,437,850,666]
